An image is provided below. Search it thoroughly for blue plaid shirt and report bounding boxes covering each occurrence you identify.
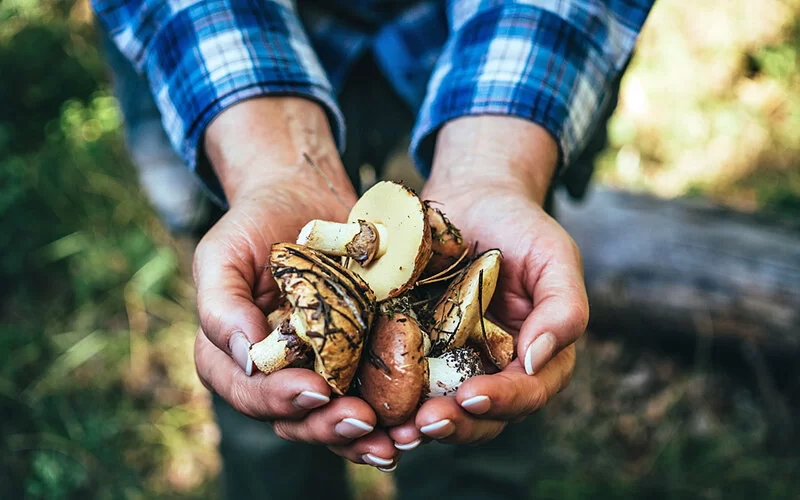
[93,0,653,204]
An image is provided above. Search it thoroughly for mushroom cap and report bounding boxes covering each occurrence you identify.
[346,181,432,301]
[470,318,515,370]
[270,243,376,395]
[358,310,426,426]
[424,204,468,276]
[429,249,502,356]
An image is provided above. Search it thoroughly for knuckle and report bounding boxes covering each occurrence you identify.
[526,386,548,414]
[567,235,582,264]
[192,238,213,286]
[271,421,296,442]
[559,345,578,392]
[193,331,217,395]
[228,377,262,420]
[566,296,590,338]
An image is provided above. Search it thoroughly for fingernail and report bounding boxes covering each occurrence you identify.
[420,419,454,439]
[525,332,556,375]
[362,453,394,467]
[335,418,374,439]
[377,464,398,473]
[293,390,330,409]
[394,438,422,451]
[460,395,491,414]
[229,331,253,376]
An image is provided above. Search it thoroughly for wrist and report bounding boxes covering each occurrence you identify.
[203,97,354,206]
[428,116,558,206]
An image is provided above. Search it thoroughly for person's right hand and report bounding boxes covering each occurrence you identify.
[191,97,401,470]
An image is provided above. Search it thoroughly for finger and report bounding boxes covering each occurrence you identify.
[193,222,277,375]
[328,430,401,471]
[520,234,588,375]
[195,330,332,420]
[456,344,576,420]
[387,414,425,452]
[415,397,506,445]
[271,396,379,446]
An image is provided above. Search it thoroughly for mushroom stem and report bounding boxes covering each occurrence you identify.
[424,347,485,399]
[297,219,388,263]
[249,317,310,375]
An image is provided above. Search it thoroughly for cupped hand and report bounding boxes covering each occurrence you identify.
[192,98,401,468]
[389,116,588,448]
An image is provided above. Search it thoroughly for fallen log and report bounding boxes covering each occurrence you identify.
[556,188,800,357]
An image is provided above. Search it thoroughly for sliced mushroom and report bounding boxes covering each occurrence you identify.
[424,204,469,276]
[249,243,375,395]
[424,347,485,399]
[297,181,432,301]
[427,249,515,369]
[359,311,426,426]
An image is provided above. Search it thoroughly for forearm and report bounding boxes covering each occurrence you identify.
[204,97,353,206]
[429,116,558,206]
[94,0,344,206]
[412,1,654,199]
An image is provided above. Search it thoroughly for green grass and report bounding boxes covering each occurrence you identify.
[1,0,798,498]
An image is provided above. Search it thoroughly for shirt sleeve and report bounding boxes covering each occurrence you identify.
[92,0,345,206]
[410,0,654,175]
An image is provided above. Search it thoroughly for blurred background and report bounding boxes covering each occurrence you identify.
[1,0,798,498]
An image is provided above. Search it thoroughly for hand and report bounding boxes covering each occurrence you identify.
[192,98,400,468]
[389,116,588,447]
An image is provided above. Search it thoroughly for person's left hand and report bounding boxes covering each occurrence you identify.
[388,116,589,448]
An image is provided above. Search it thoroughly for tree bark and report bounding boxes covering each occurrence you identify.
[556,188,800,357]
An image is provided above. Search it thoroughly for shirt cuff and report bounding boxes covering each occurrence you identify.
[127,0,345,207]
[410,5,620,177]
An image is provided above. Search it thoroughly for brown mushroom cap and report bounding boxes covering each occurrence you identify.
[469,318,515,370]
[429,249,502,356]
[269,243,376,395]
[359,311,426,426]
[424,204,468,276]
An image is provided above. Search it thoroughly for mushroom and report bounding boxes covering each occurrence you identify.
[468,318,515,370]
[428,249,515,369]
[297,181,432,301]
[424,346,485,398]
[249,314,312,374]
[249,243,376,395]
[424,203,469,276]
[359,307,484,426]
[266,301,291,330]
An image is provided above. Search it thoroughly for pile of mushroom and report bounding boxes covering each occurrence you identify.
[248,181,516,424]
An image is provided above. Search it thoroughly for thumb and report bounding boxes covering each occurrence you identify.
[517,244,589,376]
[193,234,274,376]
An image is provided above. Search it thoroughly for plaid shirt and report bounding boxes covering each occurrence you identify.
[94,0,653,204]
